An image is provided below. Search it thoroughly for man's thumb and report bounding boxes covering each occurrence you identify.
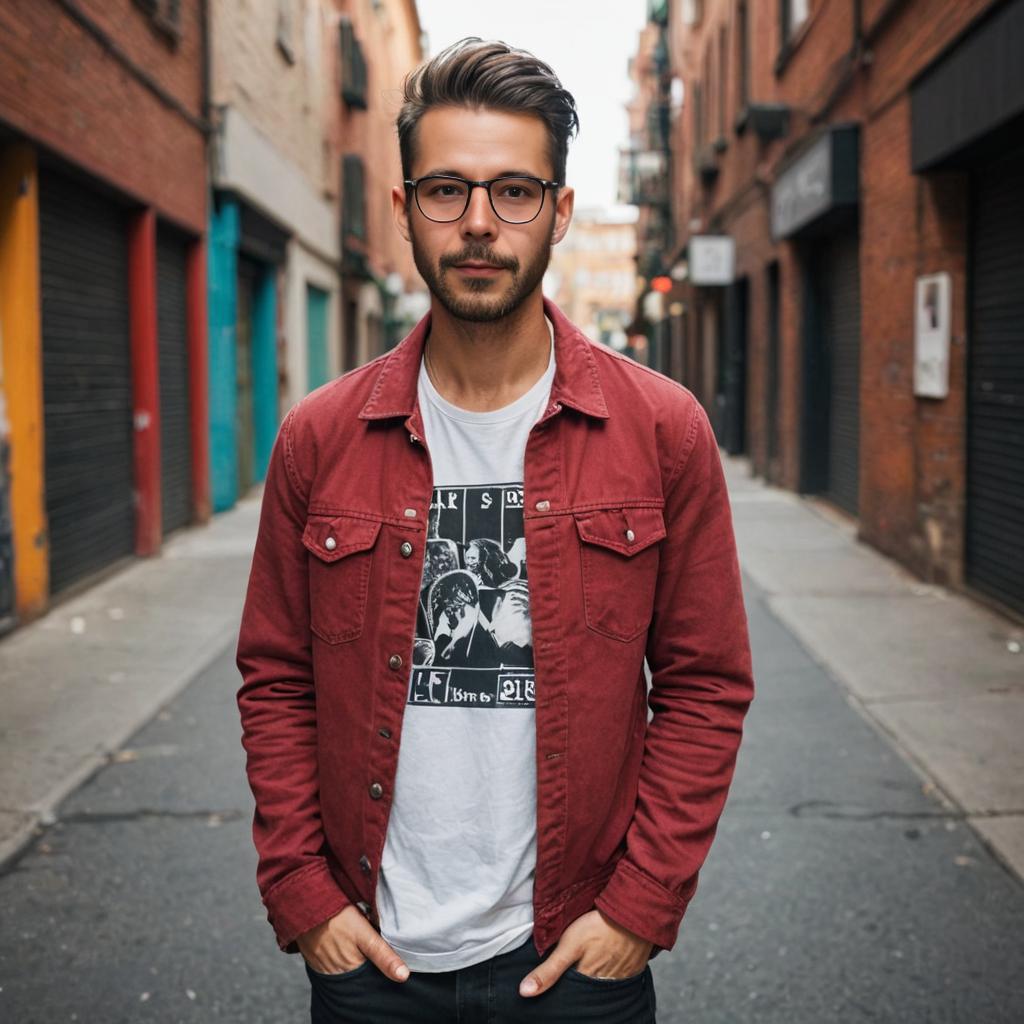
[519,943,576,997]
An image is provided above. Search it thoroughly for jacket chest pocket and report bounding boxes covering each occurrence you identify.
[573,506,667,643]
[302,513,383,644]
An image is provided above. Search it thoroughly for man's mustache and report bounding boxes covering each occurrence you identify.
[439,247,519,273]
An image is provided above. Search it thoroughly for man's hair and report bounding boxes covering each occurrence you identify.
[397,37,580,185]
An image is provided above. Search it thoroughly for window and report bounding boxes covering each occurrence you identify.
[682,0,703,26]
[737,1,750,111]
[133,0,181,43]
[718,26,728,140]
[277,0,296,64]
[693,80,704,149]
[339,17,368,109]
[342,154,367,243]
[781,0,809,41]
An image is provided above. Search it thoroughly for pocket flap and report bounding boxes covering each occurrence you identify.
[302,513,382,562]
[573,506,666,556]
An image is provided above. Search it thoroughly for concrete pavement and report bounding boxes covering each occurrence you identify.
[0,497,260,869]
[723,455,1024,881]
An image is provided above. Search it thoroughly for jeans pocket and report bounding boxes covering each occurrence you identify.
[564,964,649,986]
[304,957,373,982]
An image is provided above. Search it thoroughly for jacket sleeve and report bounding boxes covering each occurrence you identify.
[235,404,351,953]
[593,398,755,952]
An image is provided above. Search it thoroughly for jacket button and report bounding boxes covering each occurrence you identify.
[389,654,403,670]
[625,529,635,543]
[400,541,413,558]
[324,536,337,551]
[378,726,392,739]
[359,854,371,873]
[535,499,550,511]
[369,782,384,799]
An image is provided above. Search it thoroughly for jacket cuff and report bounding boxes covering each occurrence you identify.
[263,860,352,954]
[593,856,696,952]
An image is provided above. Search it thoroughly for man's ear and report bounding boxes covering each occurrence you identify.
[550,185,575,246]
[392,184,412,243]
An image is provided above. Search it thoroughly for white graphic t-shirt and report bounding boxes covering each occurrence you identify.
[377,319,556,972]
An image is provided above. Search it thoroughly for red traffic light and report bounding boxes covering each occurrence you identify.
[651,276,673,293]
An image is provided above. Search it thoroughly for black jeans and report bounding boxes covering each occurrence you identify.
[306,934,658,1023]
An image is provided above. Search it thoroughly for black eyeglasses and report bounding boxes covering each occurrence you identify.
[404,174,562,225]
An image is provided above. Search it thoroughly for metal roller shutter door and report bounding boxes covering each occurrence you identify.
[38,168,134,594]
[157,226,192,535]
[967,144,1024,616]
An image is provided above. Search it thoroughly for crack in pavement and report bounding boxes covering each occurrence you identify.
[788,800,1024,821]
[55,808,247,825]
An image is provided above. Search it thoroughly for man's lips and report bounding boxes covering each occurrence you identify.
[453,261,505,275]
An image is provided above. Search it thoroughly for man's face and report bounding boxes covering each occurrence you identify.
[393,106,574,323]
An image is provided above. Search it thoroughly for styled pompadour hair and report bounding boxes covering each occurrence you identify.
[396,37,580,184]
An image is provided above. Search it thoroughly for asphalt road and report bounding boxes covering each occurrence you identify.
[1,575,1021,1023]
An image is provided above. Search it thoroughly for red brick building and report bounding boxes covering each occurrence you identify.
[630,0,1024,621]
[0,0,209,622]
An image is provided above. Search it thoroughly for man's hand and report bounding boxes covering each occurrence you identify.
[518,909,654,996]
[297,905,410,982]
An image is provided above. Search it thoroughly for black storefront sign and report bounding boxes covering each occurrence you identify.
[771,125,859,240]
[911,0,1024,172]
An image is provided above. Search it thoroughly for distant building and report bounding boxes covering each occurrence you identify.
[627,0,1024,620]
[547,208,637,353]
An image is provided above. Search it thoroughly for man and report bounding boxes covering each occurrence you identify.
[236,37,754,1024]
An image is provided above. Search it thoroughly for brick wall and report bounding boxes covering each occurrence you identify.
[659,0,1005,590]
[0,0,206,232]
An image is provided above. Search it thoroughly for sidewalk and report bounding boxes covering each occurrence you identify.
[724,455,1024,880]
[0,496,261,867]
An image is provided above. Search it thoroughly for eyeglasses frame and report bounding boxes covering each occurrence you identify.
[403,174,563,225]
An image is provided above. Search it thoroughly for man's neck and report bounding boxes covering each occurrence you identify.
[423,291,551,413]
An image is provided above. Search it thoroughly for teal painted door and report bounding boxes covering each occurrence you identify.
[307,284,330,392]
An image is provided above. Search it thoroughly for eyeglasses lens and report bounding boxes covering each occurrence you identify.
[417,178,544,224]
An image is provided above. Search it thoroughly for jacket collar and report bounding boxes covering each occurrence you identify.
[358,295,610,422]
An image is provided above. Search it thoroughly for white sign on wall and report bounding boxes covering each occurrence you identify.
[689,235,735,285]
[914,272,951,399]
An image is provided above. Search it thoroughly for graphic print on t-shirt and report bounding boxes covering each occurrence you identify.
[410,483,535,710]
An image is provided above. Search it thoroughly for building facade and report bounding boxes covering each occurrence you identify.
[628,0,1024,621]
[334,0,427,374]
[0,0,210,625]
[208,0,425,513]
[547,208,638,355]
[0,0,429,629]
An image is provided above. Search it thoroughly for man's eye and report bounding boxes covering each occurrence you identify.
[497,181,538,200]
[426,182,466,198]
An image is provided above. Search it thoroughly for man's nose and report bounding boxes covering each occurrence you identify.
[460,183,498,239]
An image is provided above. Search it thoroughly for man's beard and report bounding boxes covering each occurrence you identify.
[410,219,554,324]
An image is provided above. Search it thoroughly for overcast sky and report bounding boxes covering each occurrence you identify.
[414,1,649,211]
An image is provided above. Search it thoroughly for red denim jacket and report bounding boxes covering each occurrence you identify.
[236,296,754,959]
